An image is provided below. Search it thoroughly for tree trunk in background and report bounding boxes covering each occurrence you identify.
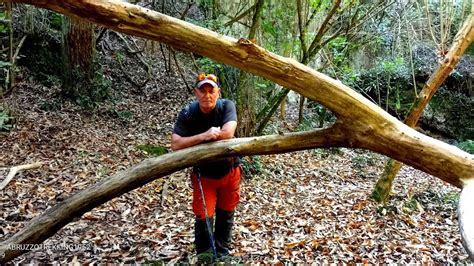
[372,13,474,203]
[212,0,220,20]
[280,89,286,120]
[61,16,95,99]
[5,1,13,92]
[236,0,264,137]
[255,0,343,133]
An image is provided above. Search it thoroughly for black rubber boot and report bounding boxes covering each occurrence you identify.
[194,218,213,255]
[214,208,234,257]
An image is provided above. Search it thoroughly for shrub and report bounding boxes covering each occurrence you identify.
[0,107,13,131]
[457,140,474,154]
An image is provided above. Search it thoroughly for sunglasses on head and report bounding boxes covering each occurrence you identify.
[197,73,218,82]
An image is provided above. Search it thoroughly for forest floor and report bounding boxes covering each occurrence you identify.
[0,39,470,263]
[1,77,469,264]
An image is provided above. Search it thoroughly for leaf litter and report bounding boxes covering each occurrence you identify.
[0,47,470,264]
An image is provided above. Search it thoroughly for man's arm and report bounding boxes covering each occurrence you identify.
[171,127,220,151]
[217,121,237,140]
[171,121,237,151]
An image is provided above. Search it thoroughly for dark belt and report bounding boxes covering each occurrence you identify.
[194,157,240,179]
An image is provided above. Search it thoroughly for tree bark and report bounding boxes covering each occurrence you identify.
[61,16,95,99]
[297,0,342,125]
[236,0,264,137]
[372,12,474,203]
[258,0,344,131]
[6,1,13,91]
[0,0,473,261]
[0,127,347,262]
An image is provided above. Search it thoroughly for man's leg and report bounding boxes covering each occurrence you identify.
[215,166,241,256]
[191,173,218,255]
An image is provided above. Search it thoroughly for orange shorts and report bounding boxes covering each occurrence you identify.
[191,166,241,220]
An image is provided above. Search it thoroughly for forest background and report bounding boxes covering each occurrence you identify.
[0,0,473,263]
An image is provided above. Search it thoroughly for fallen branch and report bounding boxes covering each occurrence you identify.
[459,179,474,260]
[116,56,150,88]
[0,127,346,262]
[0,162,44,190]
[12,35,27,64]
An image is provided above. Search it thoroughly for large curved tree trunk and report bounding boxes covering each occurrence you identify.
[372,13,474,203]
[0,0,473,262]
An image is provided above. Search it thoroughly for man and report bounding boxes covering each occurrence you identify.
[171,73,241,258]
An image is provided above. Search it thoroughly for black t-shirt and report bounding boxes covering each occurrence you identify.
[173,99,240,179]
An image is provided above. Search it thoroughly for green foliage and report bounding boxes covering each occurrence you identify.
[196,57,240,101]
[18,33,63,85]
[412,189,459,210]
[457,140,474,154]
[466,43,474,56]
[403,197,421,213]
[443,191,460,205]
[260,1,299,55]
[0,61,12,88]
[353,56,414,117]
[262,20,277,39]
[71,66,112,110]
[376,204,397,216]
[18,6,63,35]
[324,37,363,88]
[297,113,317,131]
[0,24,7,34]
[426,88,473,140]
[241,156,263,177]
[312,147,343,159]
[0,61,12,68]
[112,109,133,123]
[136,144,168,156]
[0,107,13,131]
[196,57,220,75]
[351,153,376,170]
[195,250,214,263]
[327,37,351,66]
[49,12,62,30]
[382,57,405,74]
[39,100,62,111]
[0,11,9,34]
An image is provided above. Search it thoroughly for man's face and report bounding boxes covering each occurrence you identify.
[195,84,220,113]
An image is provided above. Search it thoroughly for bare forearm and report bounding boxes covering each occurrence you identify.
[172,122,236,150]
[217,129,234,140]
[171,134,205,151]
[217,121,237,140]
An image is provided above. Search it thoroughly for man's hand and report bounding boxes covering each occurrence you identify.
[171,121,236,151]
[203,126,221,141]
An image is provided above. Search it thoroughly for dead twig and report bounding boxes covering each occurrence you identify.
[117,57,150,88]
[159,43,168,74]
[12,35,26,65]
[95,27,107,46]
[170,48,193,94]
[0,162,44,190]
[114,32,152,88]
[189,52,200,73]
[4,35,27,95]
